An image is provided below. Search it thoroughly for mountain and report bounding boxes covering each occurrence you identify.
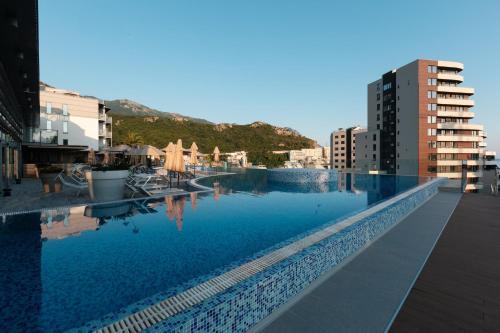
[112,116,315,153]
[40,81,317,154]
[106,99,213,124]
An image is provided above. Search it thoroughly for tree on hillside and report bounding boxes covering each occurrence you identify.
[123,131,144,146]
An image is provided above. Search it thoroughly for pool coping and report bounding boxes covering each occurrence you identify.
[91,177,444,333]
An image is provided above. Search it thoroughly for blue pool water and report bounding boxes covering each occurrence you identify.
[0,170,425,332]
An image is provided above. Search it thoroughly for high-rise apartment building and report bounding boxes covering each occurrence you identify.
[330,126,367,170]
[357,59,492,191]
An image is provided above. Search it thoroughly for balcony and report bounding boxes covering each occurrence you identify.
[436,135,482,142]
[436,123,483,131]
[27,129,58,144]
[436,98,474,107]
[437,110,475,118]
[437,60,464,71]
[436,160,481,166]
[484,150,496,157]
[436,147,481,154]
[98,113,106,121]
[437,73,464,82]
[436,171,483,179]
[106,132,112,138]
[436,86,474,95]
[106,116,112,124]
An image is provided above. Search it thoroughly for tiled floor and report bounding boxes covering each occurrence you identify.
[390,193,500,332]
[0,178,93,214]
[0,178,194,214]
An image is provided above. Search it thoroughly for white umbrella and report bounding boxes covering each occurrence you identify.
[213,146,220,163]
[163,142,175,170]
[190,142,199,165]
[173,139,185,173]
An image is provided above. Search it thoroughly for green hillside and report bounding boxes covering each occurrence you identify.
[111,115,316,154]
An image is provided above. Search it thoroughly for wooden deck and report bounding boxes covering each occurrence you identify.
[390,193,500,332]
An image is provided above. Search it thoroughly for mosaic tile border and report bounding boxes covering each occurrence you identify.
[88,178,444,333]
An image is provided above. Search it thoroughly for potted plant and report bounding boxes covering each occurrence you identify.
[85,161,129,201]
[38,165,63,193]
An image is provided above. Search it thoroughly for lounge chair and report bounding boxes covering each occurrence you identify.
[56,171,88,197]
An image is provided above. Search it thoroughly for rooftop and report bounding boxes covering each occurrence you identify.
[253,191,500,332]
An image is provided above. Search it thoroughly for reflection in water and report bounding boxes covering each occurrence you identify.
[164,195,187,231]
[199,169,420,206]
[35,171,421,242]
[41,206,98,240]
[214,182,220,201]
[190,192,198,210]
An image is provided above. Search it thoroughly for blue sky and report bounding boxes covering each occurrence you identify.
[39,0,500,152]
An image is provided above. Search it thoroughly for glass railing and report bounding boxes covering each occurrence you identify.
[28,129,58,144]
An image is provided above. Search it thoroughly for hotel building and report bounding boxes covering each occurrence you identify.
[22,85,112,166]
[38,85,112,150]
[0,0,40,190]
[330,126,367,170]
[357,59,492,191]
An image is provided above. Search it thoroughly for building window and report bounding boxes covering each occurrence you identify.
[62,104,68,116]
[46,102,52,114]
[428,141,437,148]
[427,116,436,124]
[376,124,380,130]
[46,120,52,130]
[427,65,437,73]
[377,104,380,111]
[427,103,437,111]
[373,144,376,151]
[63,139,68,145]
[372,134,376,141]
[63,121,68,133]
[376,114,380,121]
[428,91,437,98]
[427,128,437,136]
[427,78,437,86]
[377,93,380,101]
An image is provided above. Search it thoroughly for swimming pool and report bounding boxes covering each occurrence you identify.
[0,170,437,332]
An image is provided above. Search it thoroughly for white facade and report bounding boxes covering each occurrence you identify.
[38,86,111,150]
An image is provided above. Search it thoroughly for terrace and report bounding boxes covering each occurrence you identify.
[1,168,498,332]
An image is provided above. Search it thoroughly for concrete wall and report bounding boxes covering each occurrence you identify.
[395,60,420,175]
